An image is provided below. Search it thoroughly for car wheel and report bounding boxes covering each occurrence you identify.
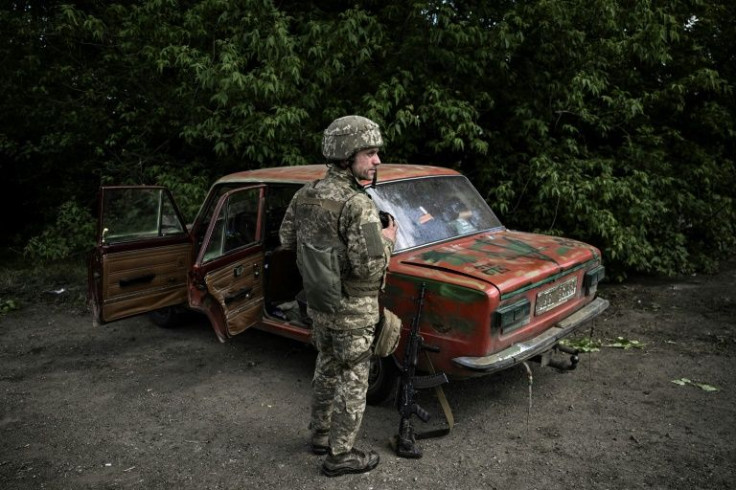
[147,306,182,328]
[367,355,398,405]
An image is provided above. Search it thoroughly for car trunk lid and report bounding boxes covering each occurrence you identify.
[398,229,598,295]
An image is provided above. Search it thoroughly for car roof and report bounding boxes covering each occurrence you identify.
[215,164,460,186]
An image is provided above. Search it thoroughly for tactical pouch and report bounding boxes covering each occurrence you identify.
[297,242,342,313]
[373,308,402,357]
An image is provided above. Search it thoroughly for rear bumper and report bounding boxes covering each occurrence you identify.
[452,297,610,374]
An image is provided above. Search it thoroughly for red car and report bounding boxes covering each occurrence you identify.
[88,164,609,402]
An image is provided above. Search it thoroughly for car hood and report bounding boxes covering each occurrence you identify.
[396,229,599,294]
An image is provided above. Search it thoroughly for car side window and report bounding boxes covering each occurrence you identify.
[202,189,260,262]
[101,187,186,244]
[192,184,240,251]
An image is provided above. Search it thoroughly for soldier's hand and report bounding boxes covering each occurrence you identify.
[382,214,398,243]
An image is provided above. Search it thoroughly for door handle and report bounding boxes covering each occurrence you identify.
[224,287,253,305]
[119,273,155,288]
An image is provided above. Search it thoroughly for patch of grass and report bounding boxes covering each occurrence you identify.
[1,298,20,314]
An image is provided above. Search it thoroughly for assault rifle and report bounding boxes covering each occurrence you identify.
[393,282,450,459]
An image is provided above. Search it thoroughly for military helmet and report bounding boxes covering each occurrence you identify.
[322,115,383,161]
[373,308,402,357]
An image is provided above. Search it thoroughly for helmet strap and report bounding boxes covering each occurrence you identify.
[345,156,366,188]
[333,155,353,170]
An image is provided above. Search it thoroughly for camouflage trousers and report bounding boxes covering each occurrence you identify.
[310,324,375,455]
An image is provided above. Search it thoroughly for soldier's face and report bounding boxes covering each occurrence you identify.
[351,148,381,180]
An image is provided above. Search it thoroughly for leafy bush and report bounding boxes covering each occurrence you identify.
[4,1,735,278]
[0,298,20,314]
[146,164,210,223]
[24,201,96,261]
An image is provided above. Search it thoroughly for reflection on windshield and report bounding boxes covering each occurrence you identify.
[368,175,503,251]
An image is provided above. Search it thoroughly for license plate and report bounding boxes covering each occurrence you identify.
[535,277,577,315]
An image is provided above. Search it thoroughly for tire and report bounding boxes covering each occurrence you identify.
[367,355,399,405]
[147,306,183,328]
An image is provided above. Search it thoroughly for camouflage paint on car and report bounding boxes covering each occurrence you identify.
[92,163,607,386]
[400,230,598,296]
[211,165,606,379]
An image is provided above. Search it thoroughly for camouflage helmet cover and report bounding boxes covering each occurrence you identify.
[322,115,383,161]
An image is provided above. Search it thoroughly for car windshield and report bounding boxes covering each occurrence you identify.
[368,175,503,251]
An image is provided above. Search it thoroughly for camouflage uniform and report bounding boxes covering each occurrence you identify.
[279,163,393,455]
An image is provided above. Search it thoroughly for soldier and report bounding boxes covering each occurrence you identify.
[279,115,397,476]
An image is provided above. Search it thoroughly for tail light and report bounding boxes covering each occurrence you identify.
[493,298,531,334]
[583,265,605,296]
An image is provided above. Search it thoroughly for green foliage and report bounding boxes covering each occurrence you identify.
[562,335,644,352]
[24,201,96,261]
[1,298,20,315]
[605,337,645,350]
[2,0,735,276]
[560,337,602,353]
[146,164,210,223]
[672,378,719,392]
[472,0,735,279]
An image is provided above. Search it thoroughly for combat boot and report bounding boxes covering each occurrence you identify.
[321,447,379,477]
[311,430,329,455]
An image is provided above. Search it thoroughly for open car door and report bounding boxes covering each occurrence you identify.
[88,186,192,326]
[189,186,266,342]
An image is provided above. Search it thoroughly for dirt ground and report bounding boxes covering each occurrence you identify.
[1,260,735,490]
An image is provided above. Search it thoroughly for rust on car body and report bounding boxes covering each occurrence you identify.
[89,163,608,399]
[216,164,458,185]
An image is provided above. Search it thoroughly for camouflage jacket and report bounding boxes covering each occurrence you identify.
[279,165,394,330]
